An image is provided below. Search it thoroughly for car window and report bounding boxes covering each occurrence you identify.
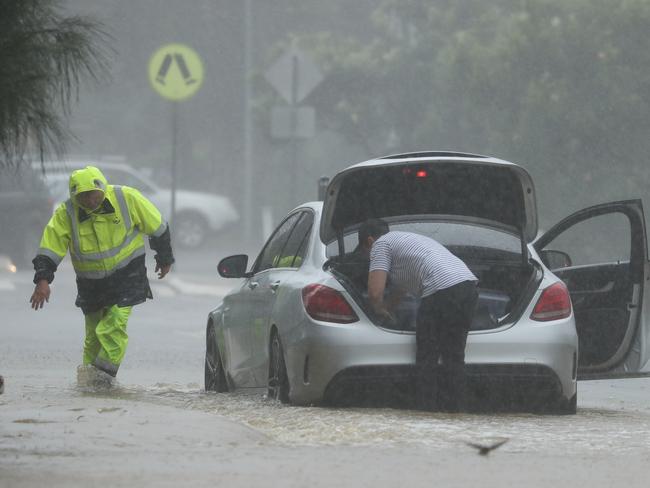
[277,211,314,268]
[253,212,302,273]
[542,212,631,267]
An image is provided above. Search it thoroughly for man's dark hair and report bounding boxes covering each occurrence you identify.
[358,218,389,244]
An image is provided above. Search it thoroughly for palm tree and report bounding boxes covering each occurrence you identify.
[0,0,111,170]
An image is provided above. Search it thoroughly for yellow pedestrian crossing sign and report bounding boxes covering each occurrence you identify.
[149,44,203,101]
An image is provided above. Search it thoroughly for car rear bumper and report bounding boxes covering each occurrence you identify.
[322,363,568,410]
[283,317,578,406]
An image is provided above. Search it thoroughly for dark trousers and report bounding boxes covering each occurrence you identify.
[415,280,478,412]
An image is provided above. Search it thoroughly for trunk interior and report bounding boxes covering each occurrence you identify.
[326,247,541,332]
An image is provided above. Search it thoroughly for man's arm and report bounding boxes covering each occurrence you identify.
[367,237,395,321]
[29,205,69,310]
[123,187,175,279]
[368,269,392,319]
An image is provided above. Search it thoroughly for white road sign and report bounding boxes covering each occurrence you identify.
[265,45,323,104]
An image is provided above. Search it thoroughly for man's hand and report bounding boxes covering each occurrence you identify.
[376,307,397,324]
[155,262,172,279]
[30,280,50,310]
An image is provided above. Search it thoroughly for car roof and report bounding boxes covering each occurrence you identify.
[289,201,323,213]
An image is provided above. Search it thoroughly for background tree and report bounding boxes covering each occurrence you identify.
[302,0,650,224]
[0,0,110,170]
[19,0,649,236]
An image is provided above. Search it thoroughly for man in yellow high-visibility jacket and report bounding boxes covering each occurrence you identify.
[29,166,175,379]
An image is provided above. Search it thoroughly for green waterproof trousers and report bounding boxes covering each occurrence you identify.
[83,305,132,377]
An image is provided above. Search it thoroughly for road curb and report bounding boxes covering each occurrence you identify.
[165,275,232,297]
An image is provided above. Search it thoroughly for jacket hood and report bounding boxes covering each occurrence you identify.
[69,166,108,208]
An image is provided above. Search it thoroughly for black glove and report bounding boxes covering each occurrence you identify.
[32,255,57,284]
[149,225,175,267]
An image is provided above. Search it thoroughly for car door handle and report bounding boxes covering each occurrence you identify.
[270,281,281,292]
[248,281,259,290]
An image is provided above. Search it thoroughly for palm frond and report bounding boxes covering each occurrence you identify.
[0,0,112,169]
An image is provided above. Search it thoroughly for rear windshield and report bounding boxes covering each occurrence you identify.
[326,221,521,259]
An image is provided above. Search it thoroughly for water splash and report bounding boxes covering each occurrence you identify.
[75,364,114,393]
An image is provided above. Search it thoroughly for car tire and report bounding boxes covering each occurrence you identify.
[175,212,208,249]
[205,324,228,392]
[547,392,577,415]
[268,331,290,404]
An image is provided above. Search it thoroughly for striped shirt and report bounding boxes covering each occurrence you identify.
[369,231,477,298]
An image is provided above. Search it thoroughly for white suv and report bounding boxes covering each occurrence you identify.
[35,160,239,248]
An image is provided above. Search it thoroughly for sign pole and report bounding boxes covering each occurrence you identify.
[243,0,253,244]
[289,53,299,210]
[148,42,203,252]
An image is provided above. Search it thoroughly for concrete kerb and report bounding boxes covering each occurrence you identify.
[164,274,233,297]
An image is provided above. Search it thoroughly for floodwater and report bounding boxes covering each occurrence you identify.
[2,251,650,487]
[80,378,650,452]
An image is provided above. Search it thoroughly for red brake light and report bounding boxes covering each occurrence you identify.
[530,282,572,321]
[416,170,427,178]
[302,284,359,324]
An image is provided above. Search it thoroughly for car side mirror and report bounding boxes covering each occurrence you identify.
[539,250,572,270]
[218,254,250,278]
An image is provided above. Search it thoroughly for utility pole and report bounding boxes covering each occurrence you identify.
[243,0,253,244]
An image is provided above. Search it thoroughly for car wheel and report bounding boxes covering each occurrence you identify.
[205,324,228,392]
[547,392,577,415]
[176,212,208,249]
[268,331,290,404]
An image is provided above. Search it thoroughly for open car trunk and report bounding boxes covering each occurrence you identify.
[320,153,543,331]
[326,248,541,332]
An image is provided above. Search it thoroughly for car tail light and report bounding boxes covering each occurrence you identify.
[302,284,359,324]
[530,282,572,321]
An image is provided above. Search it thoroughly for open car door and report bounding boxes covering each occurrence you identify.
[535,200,650,378]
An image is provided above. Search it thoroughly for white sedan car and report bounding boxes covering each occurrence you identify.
[35,160,238,248]
[205,151,650,413]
